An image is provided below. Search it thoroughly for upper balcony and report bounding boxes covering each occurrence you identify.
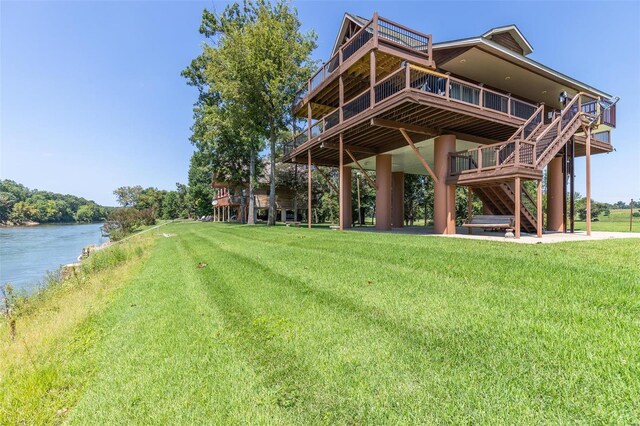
[292,13,433,117]
[285,62,540,161]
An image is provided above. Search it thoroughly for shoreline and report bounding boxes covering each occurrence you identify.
[0,220,40,228]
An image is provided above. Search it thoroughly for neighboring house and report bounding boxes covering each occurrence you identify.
[211,180,303,223]
[283,13,617,237]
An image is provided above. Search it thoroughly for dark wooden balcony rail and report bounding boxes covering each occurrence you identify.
[292,14,433,111]
[284,63,538,157]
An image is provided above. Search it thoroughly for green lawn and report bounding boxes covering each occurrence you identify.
[2,223,640,424]
[573,208,640,232]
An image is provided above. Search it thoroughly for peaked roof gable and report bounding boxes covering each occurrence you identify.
[482,25,533,56]
[331,13,368,56]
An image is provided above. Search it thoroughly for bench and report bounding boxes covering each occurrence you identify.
[462,215,515,237]
[285,222,301,227]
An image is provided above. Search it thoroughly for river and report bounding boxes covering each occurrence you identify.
[0,223,108,294]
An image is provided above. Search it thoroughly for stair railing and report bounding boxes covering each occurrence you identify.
[534,93,588,168]
[506,103,545,143]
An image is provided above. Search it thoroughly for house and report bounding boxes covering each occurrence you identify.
[282,13,617,238]
[211,180,304,223]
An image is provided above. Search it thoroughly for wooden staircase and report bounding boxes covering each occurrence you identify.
[472,183,537,233]
[450,93,617,232]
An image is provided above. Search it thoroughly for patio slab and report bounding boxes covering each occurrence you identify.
[349,225,640,244]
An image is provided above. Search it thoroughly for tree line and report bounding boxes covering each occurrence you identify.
[0,180,108,225]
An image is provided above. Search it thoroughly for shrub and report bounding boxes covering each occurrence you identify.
[138,208,156,226]
[104,208,141,240]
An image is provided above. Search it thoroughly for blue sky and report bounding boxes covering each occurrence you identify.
[2,1,638,206]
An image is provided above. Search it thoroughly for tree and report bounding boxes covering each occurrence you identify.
[113,186,144,208]
[75,203,105,223]
[187,152,215,218]
[186,1,316,226]
[0,192,17,222]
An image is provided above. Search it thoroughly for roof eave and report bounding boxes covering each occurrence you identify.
[433,38,612,99]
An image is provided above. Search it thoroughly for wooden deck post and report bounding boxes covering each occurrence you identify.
[467,187,473,234]
[339,75,344,123]
[307,149,312,229]
[339,133,344,230]
[307,102,312,140]
[370,50,376,108]
[536,179,543,238]
[514,177,521,238]
[586,127,592,236]
[375,154,392,230]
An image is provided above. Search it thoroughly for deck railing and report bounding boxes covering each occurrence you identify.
[449,139,536,175]
[286,63,540,157]
[447,91,617,176]
[292,14,432,111]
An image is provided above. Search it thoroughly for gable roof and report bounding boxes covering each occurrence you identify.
[482,25,533,56]
[331,13,368,56]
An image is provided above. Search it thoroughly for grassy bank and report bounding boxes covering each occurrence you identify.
[2,223,639,423]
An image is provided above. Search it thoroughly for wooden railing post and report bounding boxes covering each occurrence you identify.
[478,148,483,172]
[370,50,376,109]
[515,140,520,166]
[372,12,379,44]
[507,94,512,117]
[445,73,450,99]
[405,62,410,90]
[479,83,484,110]
[339,74,344,123]
[495,147,499,166]
[307,102,312,140]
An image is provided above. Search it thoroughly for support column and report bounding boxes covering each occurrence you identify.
[586,128,592,236]
[391,172,404,228]
[515,177,521,239]
[281,209,286,223]
[547,157,563,232]
[536,179,543,238]
[340,165,353,229]
[308,149,312,229]
[434,135,456,234]
[467,187,473,234]
[338,134,346,230]
[375,154,392,230]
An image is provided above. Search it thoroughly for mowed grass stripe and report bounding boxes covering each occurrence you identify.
[205,224,638,323]
[68,234,285,424]
[176,224,639,422]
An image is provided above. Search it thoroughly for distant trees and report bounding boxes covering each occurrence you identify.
[0,179,107,225]
[112,183,191,221]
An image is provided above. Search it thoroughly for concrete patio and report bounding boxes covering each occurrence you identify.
[350,225,640,244]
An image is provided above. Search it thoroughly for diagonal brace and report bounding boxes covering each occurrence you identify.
[399,129,439,184]
[313,164,338,193]
[345,149,377,189]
